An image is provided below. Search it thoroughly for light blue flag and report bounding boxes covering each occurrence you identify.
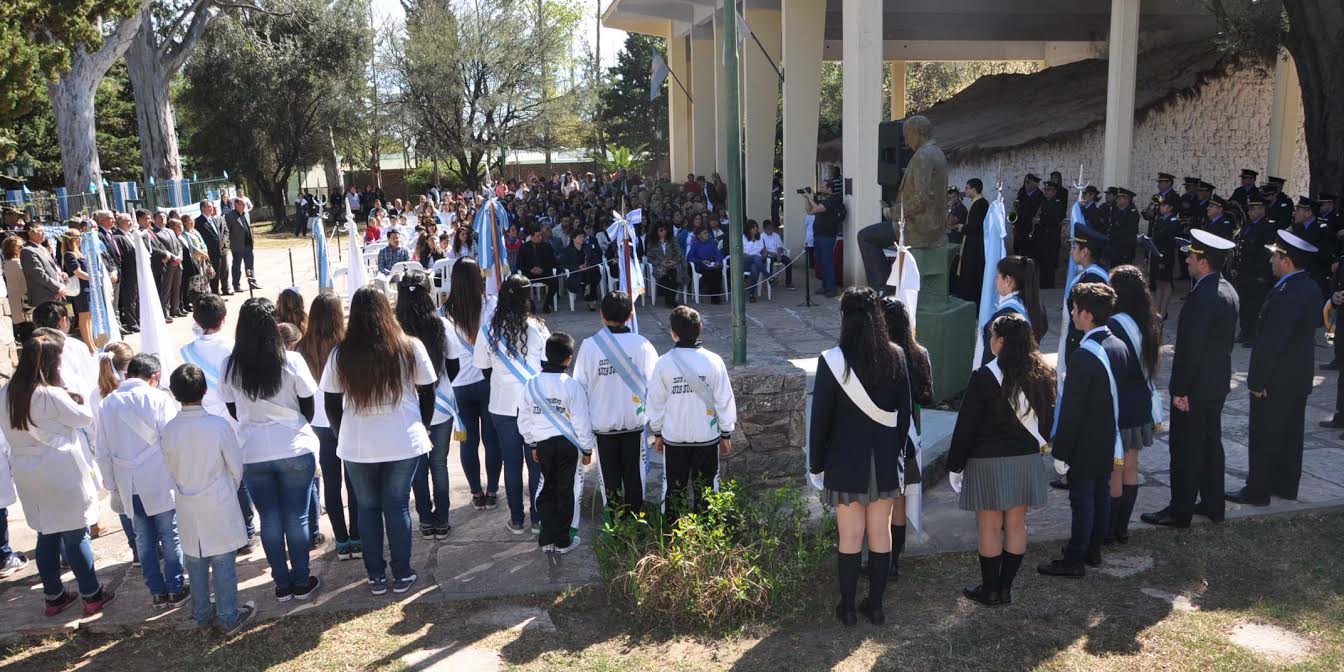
[649,49,669,101]
[972,197,1008,367]
[1058,199,1087,392]
[80,231,120,342]
[313,216,331,290]
[222,170,229,180]
[474,198,510,292]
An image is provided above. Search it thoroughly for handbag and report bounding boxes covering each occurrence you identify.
[63,274,81,297]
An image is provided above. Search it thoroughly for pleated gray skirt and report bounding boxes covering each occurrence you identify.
[957,453,1049,511]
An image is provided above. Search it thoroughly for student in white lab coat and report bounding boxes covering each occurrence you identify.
[97,352,188,608]
[219,298,322,603]
[93,342,139,562]
[473,275,550,534]
[0,331,115,617]
[572,292,658,515]
[443,258,501,511]
[161,364,256,635]
[0,432,25,577]
[33,301,98,400]
[395,271,454,540]
[518,333,594,554]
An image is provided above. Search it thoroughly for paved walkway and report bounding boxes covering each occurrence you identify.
[2,244,1342,640]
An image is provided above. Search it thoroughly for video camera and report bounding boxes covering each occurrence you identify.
[796,187,812,195]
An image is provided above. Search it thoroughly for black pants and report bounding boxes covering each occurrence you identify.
[208,247,227,294]
[564,267,600,301]
[525,271,558,310]
[695,265,724,300]
[316,426,359,542]
[536,436,580,548]
[1238,279,1268,339]
[1064,473,1109,561]
[597,431,644,514]
[117,269,139,330]
[857,222,896,291]
[1247,395,1307,499]
[1335,325,1344,416]
[1167,397,1226,521]
[663,440,719,525]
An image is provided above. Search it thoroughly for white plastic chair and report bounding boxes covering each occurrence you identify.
[687,259,728,304]
[530,268,559,313]
[560,269,579,311]
[331,266,349,297]
[429,257,456,307]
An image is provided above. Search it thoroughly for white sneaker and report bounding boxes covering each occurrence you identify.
[0,553,28,577]
[540,544,555,553]
[554,536,581,555]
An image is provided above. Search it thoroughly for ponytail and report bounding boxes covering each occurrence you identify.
[996,255,1048,340]
[97,342,134,397]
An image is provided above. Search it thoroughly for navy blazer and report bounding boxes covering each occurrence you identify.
[1053,328,1129,479]
[1169,272,1238,402]
[1106,314,1155,429]
[1248,271,1320,399]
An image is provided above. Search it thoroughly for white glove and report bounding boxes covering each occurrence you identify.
[948,471,963,494]
[807,471,825,490]
[1053,458,1069,475]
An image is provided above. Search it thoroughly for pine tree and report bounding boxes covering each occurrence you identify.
[598,34,668,166]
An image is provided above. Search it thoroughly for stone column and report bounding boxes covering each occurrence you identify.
[889,61,906,120]
[842,0,883,285]
[781,0,825,251]
[713,11,729,177]
[690,26,717,177]
[667,32,693,180]
[1101,0,1140,190]
[1267,48,1303,181]
[744,9,781,222]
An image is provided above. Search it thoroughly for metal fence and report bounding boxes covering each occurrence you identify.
[2,177,233,222]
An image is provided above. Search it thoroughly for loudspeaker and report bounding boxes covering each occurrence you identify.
[878,120,910,191]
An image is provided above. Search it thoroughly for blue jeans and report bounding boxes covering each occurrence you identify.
[185,552,240,627]
[1065,473,1111,561]
[119,513,138,556]
[35,528,100,598]
[413,421,453,528]
[491,413,539,527]
[308,475,321,542]
[743,255,767,297]
[813,235,837,291]
[345,456,419,581]
[0,507,11,560]
[315,426,358,542]
[131,495,186,595]
[242,453,315,589]
[456,380,500,495]
[238,482,255,539]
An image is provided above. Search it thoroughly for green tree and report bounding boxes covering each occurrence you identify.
[597,33,667,167]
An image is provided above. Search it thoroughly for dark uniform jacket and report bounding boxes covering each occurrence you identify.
[945,365,1052,473]
[1064,267,1109,359]
[1205,214,1234,240]
[1108,206,1139,265]
[1169,272,1239,403]
[808,346,913,494]
[1053,328,1129,480]
[1291,217,1333,295]
[1107,314,1155,429]
[1232,217,1275,287]
[1249,271,1321,399]
[955,197,989,303]
[1149,213,1181,282]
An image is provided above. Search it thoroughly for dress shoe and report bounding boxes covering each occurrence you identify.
[834,603,857,627]
[249,282,262,290]
[1193,502,1225,523]
[857,597,886,624]
[961,584,1003,606]
[1037,558,1086,578]
[1225,489,1270,506]
[1322,360,1339,371]
[1319,417,1344,429]
[1140,510,1191,528]
[1057,547,1101,567]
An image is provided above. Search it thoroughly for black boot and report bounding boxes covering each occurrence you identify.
[889,524,906,582]
[860,551,889,625]
[962,554,1003,606]
[998,551,1023,605]
[1114,484,1138,543]
[836,552,860,626]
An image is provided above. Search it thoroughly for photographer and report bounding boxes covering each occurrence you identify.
[804,180,844,298]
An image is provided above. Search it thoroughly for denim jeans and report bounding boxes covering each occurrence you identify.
[743,255,767,297]
[491,413,539,527]
[131,495,186,595]
[237,482,256,539]
[813,235,838,291]
[345,455,419,581]
[242,453,315,590]
[119,513,138,556]
[185,552,240,627]
[455,380,500,495]
[315,426,359,542]
[1065,473,1111,561]
[413,421,453,528]
[35,527,100,598]
[308,475,321,541]
[0,507,11,560]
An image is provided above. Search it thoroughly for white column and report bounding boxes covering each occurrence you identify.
[888,61,906,120]
[713,12,729,176]
[842,0,883,285]
[1267,48,1303,180]
[743,9,781,222]
[667,32,692,180]
[782,0,825,250]
[1101,0,1140,190]
[690,29,717,177]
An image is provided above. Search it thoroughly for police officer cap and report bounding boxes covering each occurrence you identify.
[1116,187,1136,198]
[1156,172,1175,182]
[1082,185,1100,196]
[1181,228,1235,255]
[1259,184,1278,195]
[1295,195,1319,210]
[1104,186,1118,195]
[1198,181,1215,191]
[1267,176,1287,185]
[1209,194,1228,208]
[1247,195,1267,207]
[1071,222,1108,250]
[1240,169,1259,179]
[1317,193,1337,204]
[1267,229,1318,256]
[1183,176,1200,185]
[946,186,961,195]
[1025,173,1040,183]
[1043,180,1059,189]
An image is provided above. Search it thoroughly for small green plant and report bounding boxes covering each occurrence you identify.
[594,480,835,630]
[591,144,647,173]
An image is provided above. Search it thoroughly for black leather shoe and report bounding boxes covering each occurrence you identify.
[835,603,857,626]
[1085,549,1102,568]
[1322,360,1339,371]
[1319,417,1344,428]
[1225,489,1270,506]
[1140,510,1191,528]
[961,584,1004,606]
[1048,477,1070,490]
[858,597,886,624]
[1192,502,1225,523]
[1037,558,1086,578]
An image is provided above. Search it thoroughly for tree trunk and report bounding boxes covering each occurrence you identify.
[126,9,184,182]
[1284,1,1344,197]
[323,126,343,193]
[50,74,105,209]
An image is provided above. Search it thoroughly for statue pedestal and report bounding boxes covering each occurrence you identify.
[908,244,975,402]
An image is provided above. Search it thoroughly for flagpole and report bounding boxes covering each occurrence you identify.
[747,30,783,82]
[665,66,694,103]
[724,0,747,366]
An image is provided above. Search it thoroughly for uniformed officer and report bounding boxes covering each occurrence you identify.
[1148,194,1183,320]
[1289,196,1333,296]
[1318,193,1340,235]
[1231,195,1276,344]
[1109,188,1140,267]
[1035,181,1066,289]
[1012,174,1044,257]
[1143,173,1176,224]
[1227,230,1321,506]
[1099,187,1119,236]
[1265,177,1293,227]
[1230,169,1259,209]
[1322,243,1344,426]
[1180,178,1205,233]
[1205,195,1235,239]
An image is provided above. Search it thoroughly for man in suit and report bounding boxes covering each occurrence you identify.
[91,209,122,314]
[952,180,987,305]
[1142,230,1238,528]
[195,199,230,296]
[1039,282,1128,577]
[1034,181,1066,289]
[1012,174,1044,257]
[112,213,140,333]
[225,197,260,292]
[149,211,185,320]
[517,226,558,313]
[1228,230,1322,506]
[19,222,67,308]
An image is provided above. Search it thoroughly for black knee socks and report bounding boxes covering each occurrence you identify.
[978,554,1002,592]
[999,551,1023,596]
[837,551,861,611]
[1111,484,1139,538]
[890,524,906,578]
[868,551,891,605]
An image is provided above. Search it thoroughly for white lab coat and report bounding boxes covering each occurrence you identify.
[178,331,235,423]
[0,385,99,533]
[161,406,247,558]
[60,338,102,492]
[95,378,179,517]
[0,433,17,509]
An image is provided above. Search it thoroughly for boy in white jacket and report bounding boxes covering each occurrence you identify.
[161,364,255,635]
[518,333,594,554]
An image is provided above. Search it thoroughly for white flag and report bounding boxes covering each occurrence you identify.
[134,232,177,374]
[346,214,368,303]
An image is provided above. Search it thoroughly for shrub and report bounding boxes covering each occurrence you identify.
[594,480,834,630]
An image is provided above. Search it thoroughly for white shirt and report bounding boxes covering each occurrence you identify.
[320,339,437,463]
[179,331,234,421]
[573,329,659,434]
[648,346,738,445]
[0,385,98,533]
[743,237,764,257]
[217,350,319,464]
[161,406,248,558]
[444,314,485,387]
[517,371,596,454]
[762,231,788,256]
[426,317,454,426]
[95,378,180,516]
[472,316,550,416]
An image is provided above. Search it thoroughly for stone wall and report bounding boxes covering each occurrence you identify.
[947,64,1311,198]
[721,363,809,482]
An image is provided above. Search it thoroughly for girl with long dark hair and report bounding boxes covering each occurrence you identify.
[1,331,115,616]
[980,255,1048,365]
[1104,265,1161,543]
[320,288,437,595]
[807,287,912,626]
[472,274,550,534]
[220,298,321,602]
[443,258,501,510]
[879,298,931,580]
[296,292,360,560]
[946,313,1055,606]
[396,270,454,539]
[276,288,307,335]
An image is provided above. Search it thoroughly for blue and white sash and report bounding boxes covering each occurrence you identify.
[668,349,719,431]
[1078,339,1124,466]
[1057,262,1110,395]
[488,327,537,386]
[433,385,462,426]
[592,328,647,414]
[180,341,222,389]
[1110,312,1165,429]
[996,294,1027,320]
[525,377,581,448]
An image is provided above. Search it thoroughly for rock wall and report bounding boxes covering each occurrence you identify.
[721,363,808,482]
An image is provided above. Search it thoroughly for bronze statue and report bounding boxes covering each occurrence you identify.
[890,115,949,248]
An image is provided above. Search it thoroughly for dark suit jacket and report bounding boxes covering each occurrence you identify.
[1052,328,1129,480]
[1169,272,1238,402]
[1064,268,1109,358]
[19,241,64,307]
[225,210,254,250]
[96,226,123,272]
[946,365,1053,473]
[195,214,227,259]
[1249,271,1321,399]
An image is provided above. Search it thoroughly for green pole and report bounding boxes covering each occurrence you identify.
[724,0,747,366]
